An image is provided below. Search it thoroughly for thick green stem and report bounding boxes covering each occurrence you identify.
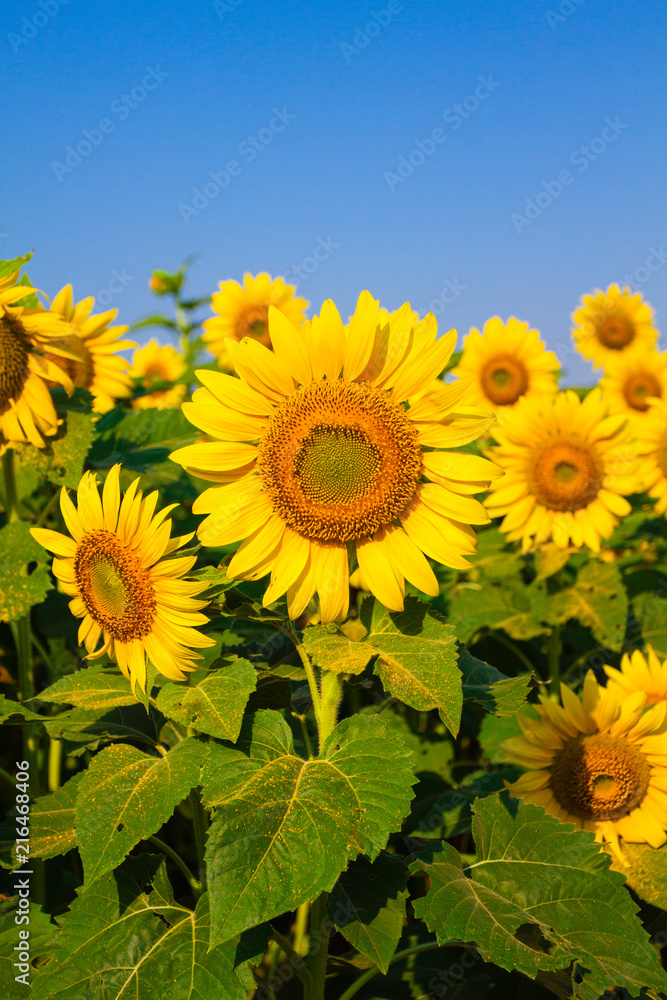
[304,892,331,1000]
[319,672,343,745]
[47,737,62,792]
[293,639,323,729]
[189,787,208,889]
[293,900,310,956]
[337,941,450,1000]
[548,624,562,694]
[148,835,201,895]
[2,448,21,523]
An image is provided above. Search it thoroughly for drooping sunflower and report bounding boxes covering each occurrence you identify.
[631,399,667,514]
[31,465,215,694]
[605,647,667,708]
[450,316,559,412]
[45,285,135,413]
[599,348,667,426]
[130,339,188,410]
[485,389,638,552]
[0,268,78,454]
[503,672,667,858]
[572,284,658,369]
[203,272,309,369]
[171,295,501,623]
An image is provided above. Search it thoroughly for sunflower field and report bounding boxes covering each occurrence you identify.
[4,250,667,1000]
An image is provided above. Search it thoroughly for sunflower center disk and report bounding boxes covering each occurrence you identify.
[74,529,157,641]
[258,380,423,542]
[623,372,662,412]
[0,316,30,408]
[479,354,529,406]
[597,313,635,349]
[44,334,94,390]
[550,732,650,821]
[236,306,270,345]
[527,438,603,512]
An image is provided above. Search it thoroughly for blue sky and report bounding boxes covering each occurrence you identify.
[3,0,666,383]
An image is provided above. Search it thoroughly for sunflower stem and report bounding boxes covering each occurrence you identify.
[293,900,310,956]
[303,892,331,1000]
[148,835,202,895]
[318,671,343,746]
[2,448,21,523]
[337,941,447,1000]
[47,737,62,792]
[293,639,323,732]
[189,786,208,890]
[548,624,562,694]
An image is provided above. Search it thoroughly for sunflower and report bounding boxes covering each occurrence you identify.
[450,316,559,411]
[203,272,309,369]
[171,294,501,623]
[131,339,188,410]
[631,398,667,513]
[606,647,667,708]
[485,389,638,552]
[572,284,658,369]
[503,672,667,859]
[44,285,135,413]
[599,348,667,427]
[30,465,215,694]
[0,268,79,454]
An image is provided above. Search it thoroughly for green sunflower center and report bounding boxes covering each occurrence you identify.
[0,315,30,408]
[597,313,635,350]
[550,732,650,821]
[479,354,529,406]
[527,438,603,512]
[622,372,662,412]
[257,379,423,542]
[237,306,270,346]
[74,529,156,641]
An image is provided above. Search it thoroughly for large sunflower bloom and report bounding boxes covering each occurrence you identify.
[45,285,135,413]
[606,647,667,708]
[633,398,667,514]
[171,295,501,623]
[0,269,77,454]
[572,284,658,369]
[131,339,187,410]
[450,316,559,412]
[31,466,215,694]
[599,348,667,426]
[202,272,308,369]
[484,390,638,552]
[503,672,667,859]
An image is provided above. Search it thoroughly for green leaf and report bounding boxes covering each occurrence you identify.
[302,621,375,675]
[156,656,256,741]
[89,406,196,471]
[360,597,461,736]
[202,710,415,947]
[412,792,667,999]
[1,771,84,869]
[405,767,521,841]
[550,560,628,652]
[448,576,551,644]
[459,651,532,717]
[44,702,158,749]
[0,521,52,622]
[0,693,44,723]
[631,586,667,657]
[75,738,205,882]
[0,253,32,281]
[30,857,267,1000]
[606,840,667,909]
[330,853,408,973]
[37,665,137,712]
[0,900,57,998]
[47,409,95,490]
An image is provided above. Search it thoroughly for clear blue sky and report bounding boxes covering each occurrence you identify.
[3,0,666,384]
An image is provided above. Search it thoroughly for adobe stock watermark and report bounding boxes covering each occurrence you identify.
[8,0,71,54]
[283,236,340,289]
[618,244,667,294]
[95,267,135,307]
[545,0,589,30]
[340,1,404,63]
[178,107,296,223]
[384,75,501,191]
[511,116,628,235]
[12,760,32,988]
[417,276,467,318]
[213,0,243,19]
[51,66,168,181]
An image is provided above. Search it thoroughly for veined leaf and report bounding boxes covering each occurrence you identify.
[30,857,267,1000]
[47,409,95,490]
[302,622,375,675]
[360,596,462,736]
[202,710,415,947]
[412,792,667,999]
[75,738,206,882]
[0,521,52,622]
[330,853,409,973]
[0,253,32,281]
[37,666,137,712]
[606,840,667,910]
[550,560,628,652]
[156,656,256,741]
[459,651,532,717]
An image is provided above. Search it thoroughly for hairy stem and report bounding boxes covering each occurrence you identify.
[148,835,202,895]
[318,671,343,745]
[337,941,452,1000]
[548,624,562,694]
[304,892,331,1000]
[293,900,310,956]
[189,787,208,890]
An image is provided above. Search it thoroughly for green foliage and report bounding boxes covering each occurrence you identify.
[37,665,138,711]
[459,650,532,716]
[550,560,628,651]
[156,656,256,740]
[302,621,375,675]
[90,406,196,471]
[413,793,667,999]
[202,711,415,947]
[47,409,96,490]
[0,521,52,621]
